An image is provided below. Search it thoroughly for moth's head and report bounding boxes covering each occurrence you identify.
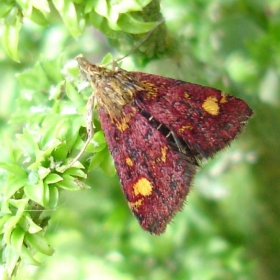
[75,55,107,84]
[75,55,89,70]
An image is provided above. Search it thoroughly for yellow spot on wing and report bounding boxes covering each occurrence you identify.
[116,121,129,132]
[178,125,193,133]
[115,110,136,132]
[143,82,158,100]
[145,91,157,100]
[220,92,227,103]
[133,178,153,196]
[125,157,133,166]
[128,199,143,211]
[161,146,168,162]
[202,96,219,115]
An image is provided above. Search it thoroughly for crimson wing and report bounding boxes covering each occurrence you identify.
[98,105,197,234]
[95,70,252,234]
[133,72,253,159]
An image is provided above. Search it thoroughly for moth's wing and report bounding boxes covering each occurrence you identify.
[133,72,253,158]
[98,105,197,235]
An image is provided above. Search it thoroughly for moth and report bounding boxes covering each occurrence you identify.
[74,56,253,235]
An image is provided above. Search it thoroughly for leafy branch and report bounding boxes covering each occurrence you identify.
[0,1,165,278]
[0,0,165,62]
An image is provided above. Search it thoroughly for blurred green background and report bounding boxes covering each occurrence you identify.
[0,0,279,279]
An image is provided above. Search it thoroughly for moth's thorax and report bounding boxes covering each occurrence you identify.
[76,56,144,119]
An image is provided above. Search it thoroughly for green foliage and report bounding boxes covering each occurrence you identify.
[0,0,279,279]
[0,0,158,62]
[0,57,80,277]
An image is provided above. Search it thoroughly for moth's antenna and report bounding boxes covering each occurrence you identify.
[115,18,165,63]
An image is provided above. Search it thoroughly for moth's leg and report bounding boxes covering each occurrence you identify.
[67,93,95,168]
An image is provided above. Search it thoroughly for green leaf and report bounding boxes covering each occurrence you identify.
[0,215,12,232]
[17,62,50,90]
[86,131,106,153]
[4,216,22,245]
[93,130,105,143]
[65,81,84,105]
[38,166,51,180]
[31,0,50,12]
[16,0,32,16]
[8,198,29,214]
[40,116,65,149]
[0,135,20,164]
[40,56,64,83]
[73,0,84,4]
[24,178,44,206]
[25,231,54,256]
[111,0,152,12]
[55,174,83,191]
[52,0,81,37]
[0,162,26,177]
[26,7,49,25]
[0,1,13,18]
[87,141,107,153]
[3,245,20,277]
[1,200,11,215]
[100,53,114,64]
[88,149,106,172]
[88,9,104,29]
[19,215,42,234]
[99,18,118,37]
[43,181,50,206]
[28,170,40,184]
[10,227,25,252]
[53,118,72,140]
[48,185,59,208]
[64,167,87,178]
[84,0,97,14]
[95,0,152,23]
[20,245,41,266]
[51,142,68,162]
[117,13,158,34]
[16,128,40,161]
[94,0,109,19]
[100,148,116,176]
[44,173,63,184]
[66,115,87,148]
[40,115,85,155]
[2,8,22,62]
[5,176,28,198]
